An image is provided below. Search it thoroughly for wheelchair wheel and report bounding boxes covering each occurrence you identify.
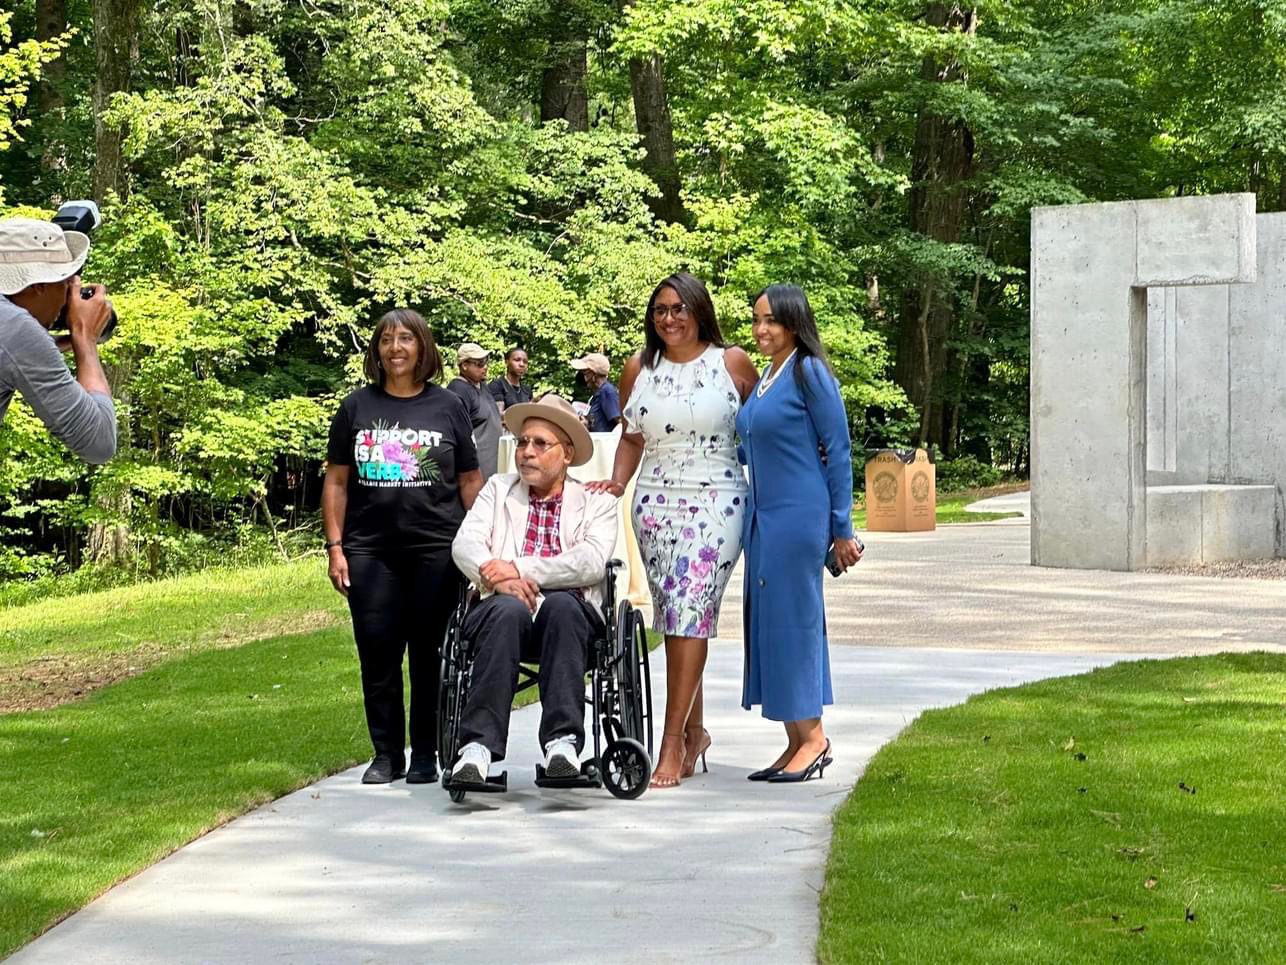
[601,738,650,800]
[437,612,468,773]
[615,601,654,756]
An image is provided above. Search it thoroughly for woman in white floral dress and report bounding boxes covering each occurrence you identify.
[589,273,758,787]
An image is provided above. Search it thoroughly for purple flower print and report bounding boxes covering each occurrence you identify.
[682,526,696,540]
[665,606,679,630]
[656,494,666,504]
[380,441,420,481]
[676,556,689,577]
[699,546,719,563]
[643,515,660,530]
[662,575,677,592]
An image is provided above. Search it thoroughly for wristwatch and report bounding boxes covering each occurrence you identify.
[324,538,342,550]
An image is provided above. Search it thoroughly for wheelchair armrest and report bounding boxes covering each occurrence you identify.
[601,559,624,613]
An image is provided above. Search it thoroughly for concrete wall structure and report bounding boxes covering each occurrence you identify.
[1030,193,1280,571]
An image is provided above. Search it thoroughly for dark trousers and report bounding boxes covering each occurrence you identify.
[346,550,461,762]
[458,590,602,761]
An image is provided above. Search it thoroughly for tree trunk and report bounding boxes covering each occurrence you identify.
[629,54,686,224]
[35,0,69,176]
[35,0,67,112]
[540,41,590,132]
[894,3,977,449]
[91,0,140,203]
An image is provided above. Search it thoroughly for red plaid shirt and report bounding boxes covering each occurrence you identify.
[521,491,563,558]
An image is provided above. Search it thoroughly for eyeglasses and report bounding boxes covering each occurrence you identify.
[515,436,563,455]
[651,303,690,321]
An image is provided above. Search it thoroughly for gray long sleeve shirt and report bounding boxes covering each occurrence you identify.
[0,295,116,464]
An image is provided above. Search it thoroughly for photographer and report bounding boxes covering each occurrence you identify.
[0,217,116,464]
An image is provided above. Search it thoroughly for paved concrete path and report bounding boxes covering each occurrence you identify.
[720,520,1286,652]
[964,490,1030,515]
[13,644,1141,965]
[16,518,1284,963]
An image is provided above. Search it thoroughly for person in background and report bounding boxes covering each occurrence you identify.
[322,309,483,786]
[488,347,533,413]
[571,352,620,432]
[448,342,503,477]
[736,285,862,783]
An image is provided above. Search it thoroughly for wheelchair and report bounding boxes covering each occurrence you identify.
[438,559,654,802]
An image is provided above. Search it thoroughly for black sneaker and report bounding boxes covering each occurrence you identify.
[361,754,406,784]
[406,755,439,784]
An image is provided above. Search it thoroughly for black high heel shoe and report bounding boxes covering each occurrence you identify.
[746,765,782,782]
[766,740,831,783]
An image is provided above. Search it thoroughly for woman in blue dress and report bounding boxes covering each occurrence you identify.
[735,285,863,783]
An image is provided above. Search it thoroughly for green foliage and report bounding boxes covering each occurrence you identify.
[0,0,1280,582]
[0,11,65,166]
[935,454,1003,493]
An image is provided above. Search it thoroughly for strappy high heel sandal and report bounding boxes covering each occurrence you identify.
[681,726,712,778]
[649,732,687,789]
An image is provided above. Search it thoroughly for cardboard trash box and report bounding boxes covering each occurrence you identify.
[864,448,936,532]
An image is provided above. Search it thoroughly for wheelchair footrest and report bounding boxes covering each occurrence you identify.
[534,760,602,790]
[442,769,509,793]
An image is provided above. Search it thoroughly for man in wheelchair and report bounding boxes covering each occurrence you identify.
[448,394,619,786]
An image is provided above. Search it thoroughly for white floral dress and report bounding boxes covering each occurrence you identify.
[623,344,748,637]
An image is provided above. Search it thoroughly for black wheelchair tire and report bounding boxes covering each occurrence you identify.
[635,608,654,757]
[601,738,651,800]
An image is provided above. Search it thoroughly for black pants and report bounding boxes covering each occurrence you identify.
[458,591,602,761]
[346,550,461,762]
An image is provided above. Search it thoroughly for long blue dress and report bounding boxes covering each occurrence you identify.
[736,353,854,721]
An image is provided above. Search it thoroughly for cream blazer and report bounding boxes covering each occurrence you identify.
[451,473,619,611]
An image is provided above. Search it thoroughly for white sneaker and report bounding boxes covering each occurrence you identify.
[453,742,491,784]
[543,736,580,779]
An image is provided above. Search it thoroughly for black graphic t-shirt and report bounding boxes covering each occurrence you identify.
[327,384,479,554]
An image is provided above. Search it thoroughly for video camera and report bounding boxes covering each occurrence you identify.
[51,200,117,343]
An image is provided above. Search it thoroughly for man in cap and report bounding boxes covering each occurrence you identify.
[449,395,618,786]
[570,351,620,432]
[0,217,116,464]
[447,342,503,477]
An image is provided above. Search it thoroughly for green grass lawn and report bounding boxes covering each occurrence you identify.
[819,653,1286,963]
[0,559,653,957]
[853,484,1026,530]
[0,559,347,710]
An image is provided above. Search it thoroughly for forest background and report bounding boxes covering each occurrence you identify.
[0,0,1282,591]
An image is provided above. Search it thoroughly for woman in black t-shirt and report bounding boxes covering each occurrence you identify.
[322,309,482,785]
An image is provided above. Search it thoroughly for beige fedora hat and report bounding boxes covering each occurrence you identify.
[0,218,90,296]
[503,394,594,467]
